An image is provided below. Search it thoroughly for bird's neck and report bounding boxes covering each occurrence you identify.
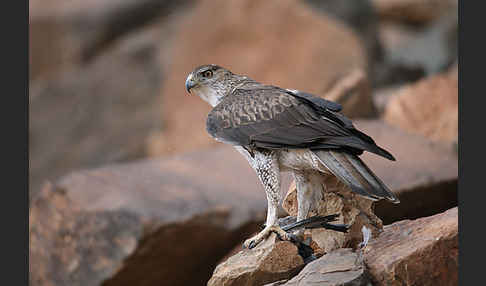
[230,75,259,90]
[194,86,224,107]
[199,75,260,107]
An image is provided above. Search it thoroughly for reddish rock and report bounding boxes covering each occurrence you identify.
[30,146,268,286]
[303,0,385,75]
[29,0,193,80]
[383,67,458,144]
[207,234,304,286]
[364,207,458,286]
[283,119,458,225]
[29,23,167,197]
[152,0,370,157]
[30,183,144,286]
[323,69,377,118]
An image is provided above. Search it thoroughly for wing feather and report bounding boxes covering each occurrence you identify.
[207,87,394,160]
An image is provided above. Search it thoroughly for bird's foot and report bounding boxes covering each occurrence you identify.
[243,225,294,249]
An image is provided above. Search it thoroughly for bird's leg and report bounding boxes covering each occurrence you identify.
[293,171,324,238]
[243,151,290,249]
[293,171,312,238]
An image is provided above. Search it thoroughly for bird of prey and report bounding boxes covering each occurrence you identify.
[185,64,399,249]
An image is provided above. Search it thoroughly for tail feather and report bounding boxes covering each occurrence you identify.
[312,150,400,204]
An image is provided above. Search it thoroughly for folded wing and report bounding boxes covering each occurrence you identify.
[206,87,394,160]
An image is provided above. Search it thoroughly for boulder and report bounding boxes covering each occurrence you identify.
[29,146,268,286]
[323,69,377,119]
[29,0,194,80]
[283,119,458,225]
[29,22,166,197]
[208,234,304,286]
[303,0,384,75]
[383,66,458,144]
[151,0,371,157]
[266,248,370,286]
[364,207,458,285]
[264,208,459,286]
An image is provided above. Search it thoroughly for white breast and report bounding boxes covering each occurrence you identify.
[193,86,221,107]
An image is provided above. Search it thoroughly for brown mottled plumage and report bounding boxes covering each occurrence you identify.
[185,64,398,249]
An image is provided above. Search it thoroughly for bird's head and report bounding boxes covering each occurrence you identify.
[185,64,240,107]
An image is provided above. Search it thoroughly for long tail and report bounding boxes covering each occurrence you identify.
[312,150,400,203]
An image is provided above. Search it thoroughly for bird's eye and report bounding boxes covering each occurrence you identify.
[202,70,213,78]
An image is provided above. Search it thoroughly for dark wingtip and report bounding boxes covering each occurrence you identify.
[377,146,396,161]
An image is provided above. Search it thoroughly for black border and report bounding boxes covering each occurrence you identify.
[5,0,29,284]
[458,0,476,284]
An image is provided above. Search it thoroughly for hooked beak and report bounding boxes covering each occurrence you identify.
[185,73,197,93]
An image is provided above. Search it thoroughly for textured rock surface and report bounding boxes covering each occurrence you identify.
[283,175,383,254]
[208,234,304,286]
[266,248,370,286]
[364,207,458,286]
[384,66,458,144]
[151,0,369,157]
[29,147,268,286]
[283,119,458,226]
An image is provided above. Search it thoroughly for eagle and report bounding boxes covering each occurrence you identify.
[185,64,399,249]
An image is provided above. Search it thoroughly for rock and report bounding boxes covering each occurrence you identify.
[372,0,457,25]
[372,61,425,89]
[29,0,194,80]
[30,182,143,286]
[267,248,371,286]
[303,0,384,76]
[373,85,404,114]
[364,207,458,285]
[383,66,458,144]
[29,24,167,197]
[208,233,304,286]
[283,174,384,254]
[373,10,457,87]
[323,69,377,119]
[29,146,268,286]
[384,13,458,76]
[283,119,458,226]
[151,0,370,157]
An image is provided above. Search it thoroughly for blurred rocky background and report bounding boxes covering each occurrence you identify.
[29,0,458,285]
